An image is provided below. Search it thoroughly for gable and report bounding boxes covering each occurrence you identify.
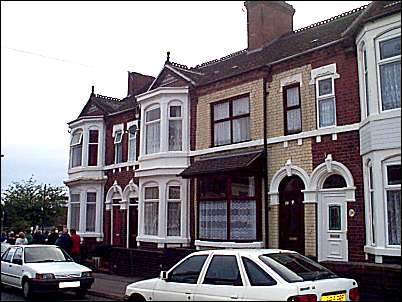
[149,66,191,91]
[79,98,105,118]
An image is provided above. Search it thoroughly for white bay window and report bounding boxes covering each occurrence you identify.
[70,130,83,168]
[167,185,181,236]
[70,193,81,231]
[86,192,96,232]
[145,107,160,154]
[384,163,401,246]
[144,186,159,235]
[168,105,182,151]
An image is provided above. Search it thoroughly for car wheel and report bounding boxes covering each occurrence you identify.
[22,280,32,299]
[128,293,146,302]
[75,288,88,298]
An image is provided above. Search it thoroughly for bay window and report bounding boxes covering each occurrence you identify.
[145,107,160,154]
[283,84,302,134]
[316,77,336,128]
[384,163,401,246]
[144,186,159,235]
[377,36,401,111]
[212,96,250,146]
[198,175,258,241]
[168,105,182,151]
[86,192,96,232]
[70,130,83,168]
[114,130,123,164]
[167,185,181,236]
[128,124,137,162]
[88,129,99,166]
[367,161,375,245]
[362,44,370,117]
[70,193,80,231]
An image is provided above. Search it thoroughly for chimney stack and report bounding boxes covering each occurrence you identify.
[244,1,295,50]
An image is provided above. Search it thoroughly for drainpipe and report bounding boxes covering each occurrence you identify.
[263,66,270,248]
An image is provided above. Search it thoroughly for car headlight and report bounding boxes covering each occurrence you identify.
[81,271,93,277]
[35,273,55,279]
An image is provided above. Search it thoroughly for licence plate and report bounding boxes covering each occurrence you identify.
[321,293,346,301]
[59,281,80,288]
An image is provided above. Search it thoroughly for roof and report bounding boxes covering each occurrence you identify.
[163,2,400,87]
[179,150,264,178]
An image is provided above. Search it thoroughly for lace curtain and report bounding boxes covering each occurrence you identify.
[86,193,96,232]
[167,201,181,236]
[230,200,256,240]
[380,61,401,110]
[199,200,227,240]
[232,117,250,143]
[214,121,230,146]
[71,145,82,167]
[70,203,80,231]
[144,202,158,235]
[387,190,401,245]
[146,122,160,154]
[169,120,182,151]
[319,98,335,127]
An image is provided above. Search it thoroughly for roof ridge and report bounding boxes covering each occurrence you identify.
[384,1,401,8]
[94,94,121,102]
[293,4,369,34]
[193,49,247,69]
[169,61,190,70]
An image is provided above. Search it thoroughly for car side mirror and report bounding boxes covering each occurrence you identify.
[160,271,169,281]
[12,258,22,265]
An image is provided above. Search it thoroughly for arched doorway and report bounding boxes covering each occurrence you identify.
[279,175,305,254]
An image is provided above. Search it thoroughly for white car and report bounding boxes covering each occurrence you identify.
[124,249,360,301]
[1,244,94,299]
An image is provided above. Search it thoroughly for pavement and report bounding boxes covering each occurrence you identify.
[88,273,146,301]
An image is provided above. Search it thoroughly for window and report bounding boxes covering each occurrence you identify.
[378,36,401,111]
[362,45,370,116]
[70,130,83,168]
[384,164,401,245]
[88,129,99,166]
[212,96,250,146]
[283,84,302,134]
[242,257,276,286]
[167,185,181,236]
[198,176,257,241]
[12,248,23,264]
[2,247,17,262]
[168,255,208,284]
[144,186,159,235]
[86,192,96,232]
[114,130,123,164]
[145,107,160,154]
[322,174,347,189]
[168,105,182,151]
[328,205,341,231]
[70,193,80,231]
[203,255,243,286]
[128,124,137,162]
[367,162,375,245]
[316,77,336,128]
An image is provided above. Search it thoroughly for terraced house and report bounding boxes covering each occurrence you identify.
[65,1,401,276]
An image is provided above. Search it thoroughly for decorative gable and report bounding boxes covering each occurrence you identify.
[149,66,191,91]
[79,99,105,118]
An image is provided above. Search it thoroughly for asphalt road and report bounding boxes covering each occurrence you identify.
[1,286,115,301]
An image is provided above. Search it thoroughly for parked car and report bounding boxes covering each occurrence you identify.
[1,244,94,299]
[1,242,10,256]
[124,249,360,301]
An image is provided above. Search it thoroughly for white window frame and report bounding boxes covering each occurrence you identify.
[315,75,337,129]
[367,160,376,246]
[361,43,370,117]
[166,184,181,237]
[143,184,159,236]
[145,106,161,155]
[127,122,138,162]
[70,129,83,168]
[87,128,99,166]
[383,159,401,247]
[85,191,97,232]
[114,130,123,164]
[168,103,183,151]
[70,193,81,231]
[376,30,401,113]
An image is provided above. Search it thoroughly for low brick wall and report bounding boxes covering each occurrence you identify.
[321,261,401,301]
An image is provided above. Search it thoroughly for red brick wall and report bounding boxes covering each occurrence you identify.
[311,131,365,262]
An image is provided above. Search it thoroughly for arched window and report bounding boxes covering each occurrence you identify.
[144,184,159,235]
[88,129,99,166]
[167,184,181,236]
[168,104,182,151]
[86,191,96,232]
[70,130,83,168]
[70,193,81,230]
[128,124,137,161]
[145,107,160,154]
[322,174,347,189]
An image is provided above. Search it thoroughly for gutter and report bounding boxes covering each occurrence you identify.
[262,67,270,248]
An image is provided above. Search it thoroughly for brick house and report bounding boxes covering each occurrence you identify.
[65,0,400,272]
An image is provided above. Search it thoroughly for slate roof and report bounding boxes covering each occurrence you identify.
[179,150,264,178]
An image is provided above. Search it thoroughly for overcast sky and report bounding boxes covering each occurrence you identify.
[1,1,371,190]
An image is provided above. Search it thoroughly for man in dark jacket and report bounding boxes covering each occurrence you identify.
[32,230,45,244]
[55,228,72,254]
[47,228,59,245]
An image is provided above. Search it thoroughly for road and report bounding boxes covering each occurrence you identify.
[1,286,115,301]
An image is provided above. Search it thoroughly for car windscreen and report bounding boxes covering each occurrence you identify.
[259,253,337,282]
[24,247,73,263]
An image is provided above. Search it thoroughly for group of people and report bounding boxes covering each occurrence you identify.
[1,227,81,262]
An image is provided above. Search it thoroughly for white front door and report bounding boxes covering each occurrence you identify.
[318,192,348,262]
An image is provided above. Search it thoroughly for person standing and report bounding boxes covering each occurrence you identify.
[7,231,16,245]
[0,232,7,242]
[25,229,33,244]
[15,232,28,245]
[56,228,72,254]
[47,228,59,245]
[32,230,45,244]
[69,229,81,263]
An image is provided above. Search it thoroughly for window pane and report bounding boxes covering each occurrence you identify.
[146,122,160,154]
[380,37,401,60]
[199,200,227,240]
[232,117,250,143]
[232,176,255,197]
[199,178,226,199]
[387,190,401,245]
[168,120,182,151]
[319,97,336,127]
[170,106,181,118]
[71,194,80,203]
[129,125,137,138]
[115,143,123,163]
[233,97,250,116]
[213,102,229,121]
[287,108,301,133]
[70,203,80,231]
[128,137,136,162]
[167,201,181,236]
[87,192,96,203]
[242,257,276,286]
[13,248,23,261]
[380,61,401,110]
[89,130,98,143]
[114,131,122,144]
[86,203,96,232]
[203,256,242,286]
[144,201,158,236]
[318,78,333,96]
[214,121,231,146]
[387,165,401,185]
[329,205,341,231]
[168,186,180,199]
[370,191,376,244]
[145,187,159,200]
[169,255,208,284]
[146,108,160,122]
[230,200,257,240]
[286,87,300,107]
[88,144,98,166]
[323,174,347,189]
[71,145,82,167]
[71,131,82,145]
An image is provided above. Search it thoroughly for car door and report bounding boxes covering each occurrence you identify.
[8,247,24,288]
[153,254,209,301]
[1,247,17,286]
[194,254,246,301]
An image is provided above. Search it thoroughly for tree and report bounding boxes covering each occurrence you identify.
[1,177,68,232]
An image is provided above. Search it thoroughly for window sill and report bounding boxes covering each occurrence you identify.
[195,240,264,249]
[364,245,401,257]
[137,235,189,244]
